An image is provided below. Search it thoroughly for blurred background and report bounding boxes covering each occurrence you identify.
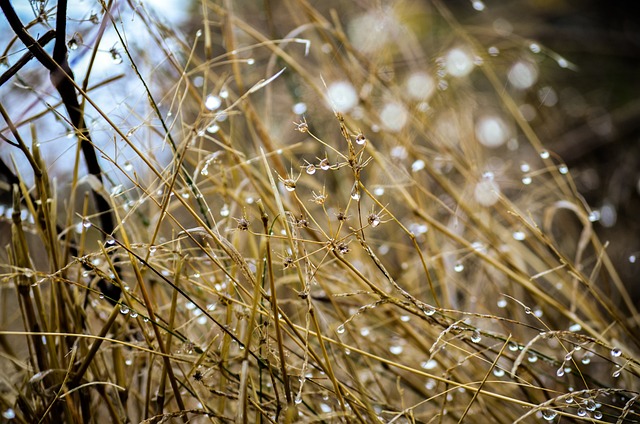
[2,0,639,295]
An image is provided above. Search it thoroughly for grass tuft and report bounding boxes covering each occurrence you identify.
[0,0,638,423]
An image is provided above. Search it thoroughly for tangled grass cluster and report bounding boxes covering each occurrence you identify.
[0,0,638,422]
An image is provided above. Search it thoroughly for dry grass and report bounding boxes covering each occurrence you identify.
[0,0,639,423]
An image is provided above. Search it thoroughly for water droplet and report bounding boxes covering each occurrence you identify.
[369,215,381,227]
[82,218,92,228]
[557,57,569,68]
[206,123,220,133]
[200,166,209,176]
[220,204,230,217]
[556,367,565,377]
[380,102,408,132]
[405,71,435,101]
[588,210,600,222]
[508,342,519,351]
[558,164,568,174]
[327,81,358,113]
[568,323,581,332]
[306,164,316,175]
[400,315,410,322]
[576,408,587,417]
[411,159,425,172]
[471,0,485,11]
[294,396,302,405]
[205,95,222,111]
[247,58,255,65]
[454,263,464,272]
[2,408,15,419]
[513,231,526,241]
[539,150,550,159]
[445,47,475,78]
[129,311,138,318]
[110,184,123,197]
[110,48,123,64]
[120,305,130,315]
[319,158,330,170]
[529,43,541,53]
[360,327,370,337]
[541,409,557,421]
[493,368,505,377]
[68,38,79,50]
[336,324,345,334]
[283,179,296,192]
[488,46,499,56]
[421,359,437,369]
[508,61,538,90]
[470,330,481,343]
[292,102,307,114]
[593,411,602,419]
[585,399,597,411]
[522,176,532,185]
[389,345,404,355]
[350,186,360,201]
[520,162,531,172]
[355,133,367,145]
[527,353,538,363]
[474,180,500,206]
[611,347,622,357]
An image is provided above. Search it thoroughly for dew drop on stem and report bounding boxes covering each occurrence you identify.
[424,305,436,316]
[110,48,123,64]
[350,184,360,201]
[541,409,557,421]
[306,164,316,175]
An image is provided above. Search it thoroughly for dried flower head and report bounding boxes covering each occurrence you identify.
[234,216,250,231]
[283,256,296,269]
[310,190,328,205]
[294,117,308,133]
[278,169,301,192]
[295,216,309,228]
[337,241,350,254]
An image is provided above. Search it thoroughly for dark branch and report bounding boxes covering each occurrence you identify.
[0,0,120,302]
[0,30,56,87]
